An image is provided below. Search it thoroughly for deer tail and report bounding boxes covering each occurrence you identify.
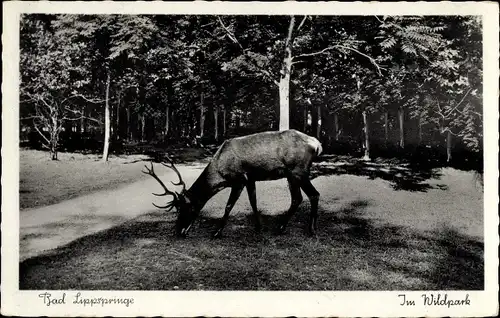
[308,136,323,156]
[316,141,323,156]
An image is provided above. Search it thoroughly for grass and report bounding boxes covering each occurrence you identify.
[19,149,211,209]
[19,149,484,290]
[20,203,483,291]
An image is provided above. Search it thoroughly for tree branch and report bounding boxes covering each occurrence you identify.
[217,16,244,51]
[61,94,105,106]
[284,16,296,49]
[62,115,103,124]
[435,99,445,119]
[33,121,51,145]
[374,15,385,24]
[296,15,308,33]
[294,45,339,59]
[294,44,385,76]
[440,126,458,136]
[25,92,56,112]
[21,115,44,121]
[217,16,279,86]
[444,87,473,117]
[64,107,103,124]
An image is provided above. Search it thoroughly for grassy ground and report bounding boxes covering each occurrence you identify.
[20,149,211,209]
[19,149,484,290]
[20,205,483,291]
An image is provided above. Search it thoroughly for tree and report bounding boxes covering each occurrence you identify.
[217,16,384,131]
[102,69,111,162]
[20,14,103,160]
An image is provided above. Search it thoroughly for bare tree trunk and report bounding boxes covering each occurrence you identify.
[102,70,111,162]
[303,105,308,132]
[50,124,58,160]
[50,126,58,160]
[446,130,452,163]
[165,104,170,139]
[126,105,131,141]
[418,114,423,145]
[384,111,389,144]
[278,71,291,131]
[115,92,121,141]
[398,107,404,148]
[199,85,205,137]
[140,114,146,142]
[222,105,227,138]
[316,104,322,139]
[278,16,295,131]
[334,112,339,141]
[50,149,58,160]
[214,107,219,142]
[80,105,86,134]
[235,113,241,130]
[362,110,370,161]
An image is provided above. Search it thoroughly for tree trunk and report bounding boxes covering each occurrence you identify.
[384,111,389,144]
[102,70,111,162]
[334,112,339,141]
[50,148,58,160]
[80,105,86,134]
[214,107,219,142]
[316,104,322,139]
[446,130,452,163]
[222,105,227,139]
[278,68,291,131]
[126,106,131,141]
[199,86,205,137]
[50,129,58,160]
[278,16,295,131]
[50,126,58,160]
[362,110,370,161]
[140,114,146,142]
[303,105,308,132]
[418,114,423,145]
[398,107,404,148]
[115,92,121,141]
[235,113,241,130]
[165,103,170,139]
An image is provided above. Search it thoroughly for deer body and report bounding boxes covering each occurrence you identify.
[144,129,322,238]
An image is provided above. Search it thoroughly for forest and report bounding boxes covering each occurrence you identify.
[20,14,482,170]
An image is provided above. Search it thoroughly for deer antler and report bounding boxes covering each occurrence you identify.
[153,199,177,212]
[142,162,179,200]
[160,156,187,193]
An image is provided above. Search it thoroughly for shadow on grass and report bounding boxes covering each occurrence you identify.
[20,200,483,291]
[311,155,444,192]
[121,147,214,166]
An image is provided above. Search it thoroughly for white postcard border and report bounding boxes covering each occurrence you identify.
[2,1,498,317]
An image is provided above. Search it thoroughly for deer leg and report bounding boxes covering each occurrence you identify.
[246,180,262,232]
[300,178,320,236]
[278,178,303,234]
[213,184,245,238]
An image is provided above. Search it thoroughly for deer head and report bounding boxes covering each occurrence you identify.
[142,158,196,237]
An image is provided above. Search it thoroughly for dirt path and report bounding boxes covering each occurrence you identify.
[20,165,483,262]
[20,163,207,261]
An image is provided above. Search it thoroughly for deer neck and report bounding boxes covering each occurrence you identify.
[185,164,225,211]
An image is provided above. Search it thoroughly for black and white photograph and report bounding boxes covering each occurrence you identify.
[2,1,498,317]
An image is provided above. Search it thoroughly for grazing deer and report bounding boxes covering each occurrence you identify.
[143,129,322,238]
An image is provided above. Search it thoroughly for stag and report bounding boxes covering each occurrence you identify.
[143,129,322,238]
